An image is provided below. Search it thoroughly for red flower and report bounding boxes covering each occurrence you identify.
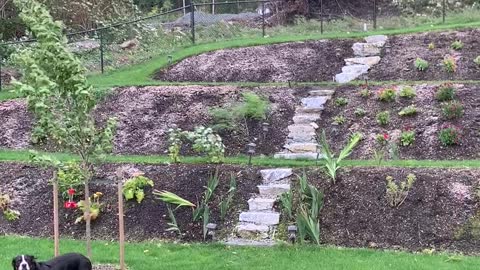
[383,133,389,140]
[68,188,76,196]
[64,201,78,209]
[64,201,70,209]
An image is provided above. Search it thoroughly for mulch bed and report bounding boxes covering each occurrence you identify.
[154,39,355,82]
[318,83,480,160]
[0,163,479,253]
[369,29,480,81]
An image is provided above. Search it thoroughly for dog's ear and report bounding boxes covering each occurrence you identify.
[11,257,16,270]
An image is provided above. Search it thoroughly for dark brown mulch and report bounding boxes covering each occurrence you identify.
[1,163,479,253]
[317,83,480,160]
[154,39,355,82]
[0,163,261,242]
[369,29,480,81]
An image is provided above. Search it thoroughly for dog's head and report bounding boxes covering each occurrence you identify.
[11,255,37,270]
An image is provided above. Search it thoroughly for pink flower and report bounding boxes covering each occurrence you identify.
[68,188,76,196]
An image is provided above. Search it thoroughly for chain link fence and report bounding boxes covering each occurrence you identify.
[1,0,477,90]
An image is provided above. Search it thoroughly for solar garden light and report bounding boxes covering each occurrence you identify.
[247,142,256,166]
[206,223,217,241]
[167,55,173,65]
[362,74,369,87]
[262,122,269,140]
[316,143,321,166]
[288,225,297,244]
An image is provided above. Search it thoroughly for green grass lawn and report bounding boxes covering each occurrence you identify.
[0,236,478,270]
[0,149,479,169]
[86,20,480,89]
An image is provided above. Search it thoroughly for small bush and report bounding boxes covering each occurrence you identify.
[414,58,429,71]
[377,88,396,102]
[438,125,461,146]
[428,42,435,50]
[376,133,389,146]
[435,83,456,101]
[474,56,480,67]
[376,111,390,126]
[335,97,349,107]
[398,105,418,117]
[237,92,269,120]
[123,175,154,203]
[359,88,371,98]
[399,86,416,99]
[400,129,415,146]
[333,115,346,125]
[451,40,464,50]
[386,174,416,208]
[442,101,464,119]
[354,108,366,117]
[443,56,457,73]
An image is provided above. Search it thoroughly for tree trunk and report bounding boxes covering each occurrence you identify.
[84,178,92,258]
[53,173,60,256]
[118,178,126,270]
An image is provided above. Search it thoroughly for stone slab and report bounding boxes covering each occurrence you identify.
[260,168,293,183]
[274,152,321,160]
[309,89,335,96]
[301,97,328,110]
[248,197,277,211]
[293,113,321,124]
[284,143,318,153]
[352,42,382,57]
[365,35,388,46]
[225,238,276,247]
[335,72,362,84]
[257,184,291,197]
[345,56,381,67]
[239,211,280,225]
[341,64,370,75]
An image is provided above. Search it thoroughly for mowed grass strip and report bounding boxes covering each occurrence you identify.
[0,149,479,169]
[0,236,478,270]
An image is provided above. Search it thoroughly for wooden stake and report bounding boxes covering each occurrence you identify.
[52,172,60,256]
[117,170,126,270]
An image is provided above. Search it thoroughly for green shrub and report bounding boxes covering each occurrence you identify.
[359,88,371,98]
[398,105,418,117]
[428,42,435,50]
[334,97,349,107]
[443,56,457,73]
[442,101,464,119]
[451,40,464,50]
[474,56,480,67]
[376,111,390,126]
[414,58,429,71]
[377,88,396,102]
[238,92,269,120]
[438,125,461,146]
[209,108,235,132]
[333,115,346,125]
[400,130,415,146]
[399,86,416,99]
[122,175,154,203]
[386,174,416,207]
[354,108,366,117]
[436,83,456,101]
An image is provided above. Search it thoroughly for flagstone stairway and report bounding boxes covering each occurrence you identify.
[274,89,334,160]
[226,168,293,246]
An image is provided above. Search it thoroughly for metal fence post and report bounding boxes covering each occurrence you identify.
[191,2,196,44]
[442,0,446,23]
[373,0,377,30]
[320,0,324,34]
[262,2,266,37]
[99,29,105,74]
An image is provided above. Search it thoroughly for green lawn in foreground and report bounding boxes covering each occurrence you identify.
[0,236,478,270]
[86,21,480,89]
[0,149,479,169]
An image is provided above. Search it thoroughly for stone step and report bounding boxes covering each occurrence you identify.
[352,42,382,57]
[335,72,363,84]
[293,113,321,124]
[287,133,316,143]
[225,238,276,247]
[257,184,291,197]
[284,143,318,153]
[239,211,280,225]
[236,223,270,239]
[345,56,381,67]
[274,152,321,160]
[248,197,276,211]
[260,168,293,183]
[341,64,370,75]
[301,96,328,111]
[365,35,388,47]
[309,89,335,97]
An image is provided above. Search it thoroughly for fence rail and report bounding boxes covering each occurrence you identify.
[0,0,457,91]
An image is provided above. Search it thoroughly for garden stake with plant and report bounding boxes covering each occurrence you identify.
[117,169,126,270]
[53,171,60,257]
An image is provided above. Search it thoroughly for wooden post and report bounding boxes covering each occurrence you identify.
[52,172,60,256]
[117,170,126,270]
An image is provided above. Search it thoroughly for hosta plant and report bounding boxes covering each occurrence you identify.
[186,126,225,163]
[377,87,396,102]
[399,86,416,99]
[398,105,418,117]
[451,40,464,50]
[354,108,366,117]
[122,175,154,203]
[318,130,362,183]
[400,129,415,146]
[376,111,390,126]
[334,97,349,107]
[443,56,457,73]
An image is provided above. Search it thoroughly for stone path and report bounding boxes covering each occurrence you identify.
[335,35,388,83]
[274,89,334,160]
[226,168,293,246]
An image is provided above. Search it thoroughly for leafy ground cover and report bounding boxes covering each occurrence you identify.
[1,236,479,270]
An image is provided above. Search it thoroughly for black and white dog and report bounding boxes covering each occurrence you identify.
[12,253,92,270]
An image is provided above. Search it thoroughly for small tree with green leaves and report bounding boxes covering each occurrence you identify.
[12,0,116,258]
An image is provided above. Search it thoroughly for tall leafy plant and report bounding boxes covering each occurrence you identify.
[154,190,196,235]
[12,0,116,257]
[318,131,361,183]
[296,172,324,245]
